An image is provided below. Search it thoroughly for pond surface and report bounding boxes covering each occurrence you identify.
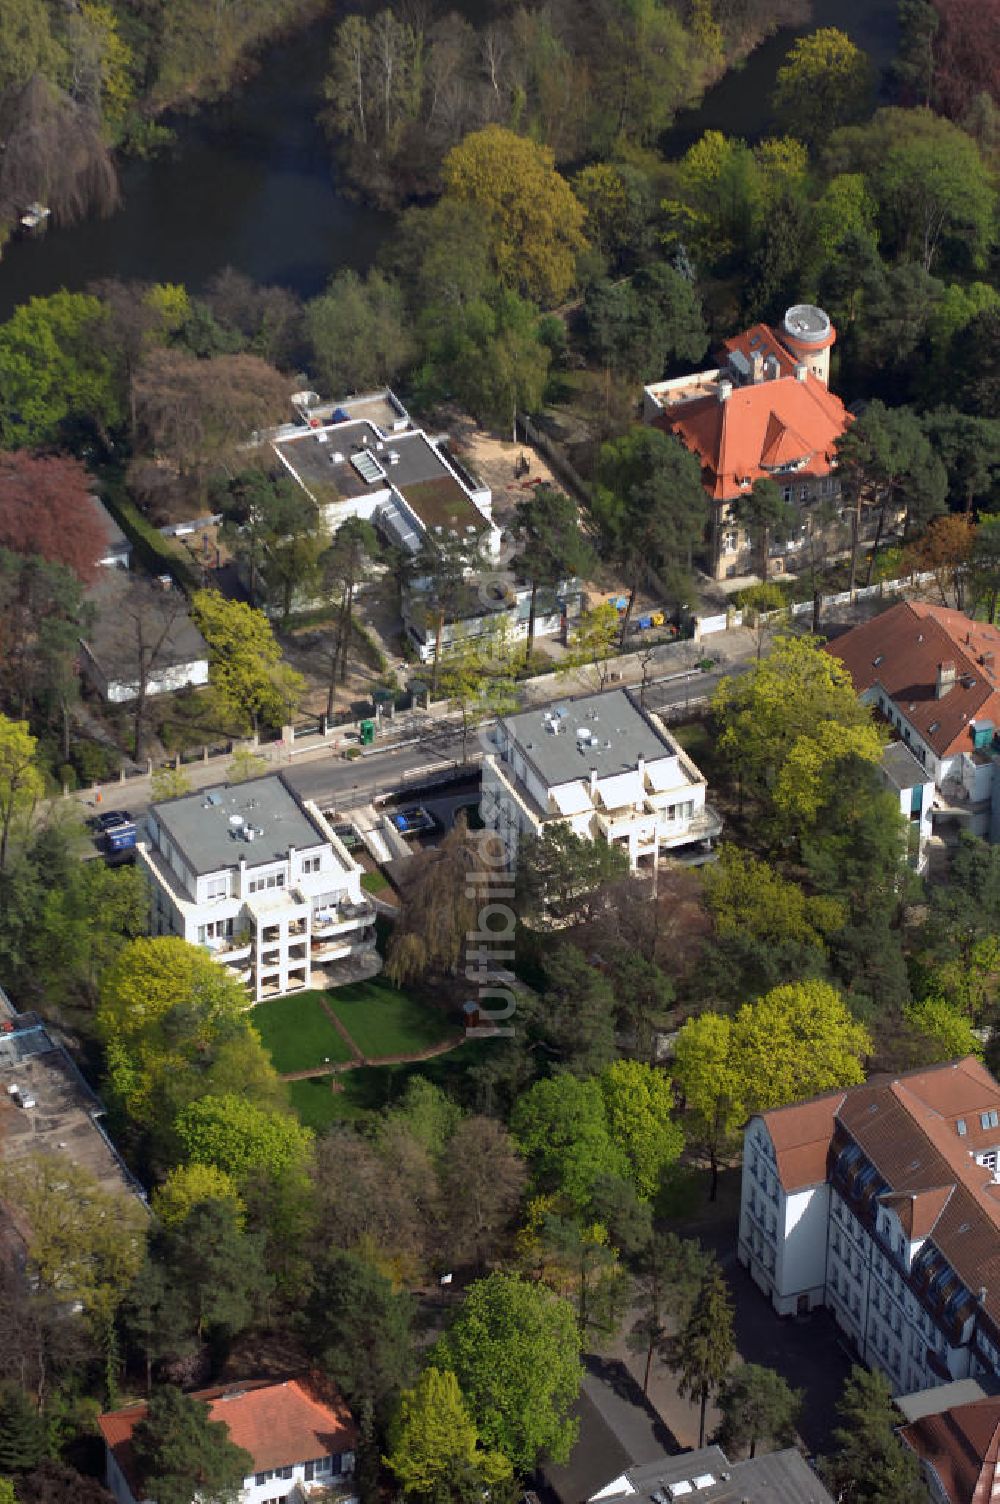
[0,0,899,321]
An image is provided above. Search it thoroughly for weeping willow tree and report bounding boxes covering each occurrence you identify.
[386,817,502,986]
[0,74,119,229]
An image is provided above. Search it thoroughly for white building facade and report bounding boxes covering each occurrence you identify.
[739,1059,1000,1398]
[482,688,720,870]
[138,775,376,1000]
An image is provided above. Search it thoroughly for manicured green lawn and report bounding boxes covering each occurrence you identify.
[288,1039,502,1130]
[361,870,390,893]
[250,991,354,1074]
[325,979,453,1059]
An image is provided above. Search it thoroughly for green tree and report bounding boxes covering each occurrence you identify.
[672,1013,745,1203]
[772,28,872,147]
[149,767,193,802]
[515,824,630,924]
[534,944,617,1076]
[31,858,148,1009]
[0,1384,47,1472]
[159,1199,269,1343]
[174,1093,313,1186]
[600,1060,683,1201]
[894,0,939,107]
[0,292,121,448]
[306,269,415,397]
[834,400,947,590]
[0,715,43,874]
[675,982,871,1194]
[511,486,595,666]
[826,107,996,273]
[511,1075,626,1214]
[406,532,476,693]
[438,622,521,763]
[561,602,622,693]
[667,1258,735,1447]
[715,1364,801,1458]
[732,479,795,583]
[434,1272,583,1470]
[191,591,304,734]
[905,995,982,1064]
[131,1387,253,1504]
[321,516,379,707]
[418,290,552,441]
[385,1367,511,1502]
[97,937,281,1138]
[152,1163,245,1229]
[713,633,873,811]
[0,0,64,94]
[704,847,844,955]
[0,1476,14,1503]
[591,427,706,641]
[306,1250,415,1430]
[441,127,587,308]
[629,1235,708,1396]
[0,1154,146,1366]
[221,472,322,621]
[820,1366,921,1504]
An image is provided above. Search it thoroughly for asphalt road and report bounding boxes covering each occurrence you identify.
[282,662,739,814]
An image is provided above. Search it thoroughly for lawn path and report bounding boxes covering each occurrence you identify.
[315,993,363,1064]
[280,1029,465,1080]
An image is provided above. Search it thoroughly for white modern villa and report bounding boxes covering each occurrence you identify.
[137,774,377,1000]
[481,688,720,869]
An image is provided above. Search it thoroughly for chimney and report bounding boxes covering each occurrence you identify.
[983,652,996,676]
[749,350,763,384]
[717,378,733,404]
[763,354,779,380]
[637,753,645,783]
[589,768,598,797]
[794,363,808,382]
[936,661,957,699]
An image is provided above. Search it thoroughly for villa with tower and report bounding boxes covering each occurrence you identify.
[644,304,852,580]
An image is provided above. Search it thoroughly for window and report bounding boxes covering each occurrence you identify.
[982,1109,999,1130]
[957,1118,967,1136]
[205,875,229,901]
[248,871,286,894]
[277,1467,293,1480]
[302,855,322,874]
[316,1457,333,1474]
[255,1473,273,1486]
[982,1151,998,1173]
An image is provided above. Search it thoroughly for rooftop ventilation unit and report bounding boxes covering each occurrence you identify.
[316,431,328,444]
[576,727,593,745]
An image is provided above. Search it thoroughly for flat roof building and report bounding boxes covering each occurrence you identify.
[482,688,720,872]
[138,775,377,1001]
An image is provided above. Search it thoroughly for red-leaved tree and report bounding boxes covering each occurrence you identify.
[933,0,1000,120]
[0,451,104,583]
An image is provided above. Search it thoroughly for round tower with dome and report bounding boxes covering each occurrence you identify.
[780,304,836,387]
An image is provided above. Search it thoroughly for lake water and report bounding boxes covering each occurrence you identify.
[0,0,899,322]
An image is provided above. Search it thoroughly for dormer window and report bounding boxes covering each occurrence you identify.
[957,1118,967,1136]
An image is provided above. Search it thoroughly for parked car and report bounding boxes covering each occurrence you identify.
[93,809,138,854]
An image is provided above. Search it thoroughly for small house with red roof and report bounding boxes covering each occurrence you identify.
[644,304,852,581]
[98,1376,358,1504]
[827,601,1000,840]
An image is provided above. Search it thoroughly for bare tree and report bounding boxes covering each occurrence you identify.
[0,76,119,228]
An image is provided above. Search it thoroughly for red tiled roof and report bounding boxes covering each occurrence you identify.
[758,1091,846,1190]
[901,1397,1000,1504]
[828,602,1000,758]
[723,324,798,380]
[653,370,850,503]
[99,1376,357,1497]
[758,1058,1000,1329]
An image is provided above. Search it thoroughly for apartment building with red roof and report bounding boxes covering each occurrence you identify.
[98,1376,358,1504]
[644,305,852,581]
[828,601,1000,840]
[740,1057,1000,1398]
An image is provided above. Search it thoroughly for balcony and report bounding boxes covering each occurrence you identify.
[312,899,376,939]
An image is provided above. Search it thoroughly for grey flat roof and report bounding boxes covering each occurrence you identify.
[151,774,326,876]
[275,421,487,536]
[500,689,677,788]
[82,571,208,674]
[897,1377,1000,1422]
[89,495,130,554]
[621,1447,834,1504]
[881,740,932,791]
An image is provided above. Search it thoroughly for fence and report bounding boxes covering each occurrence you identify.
[693,570,940,639]
[517,413,592,506]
